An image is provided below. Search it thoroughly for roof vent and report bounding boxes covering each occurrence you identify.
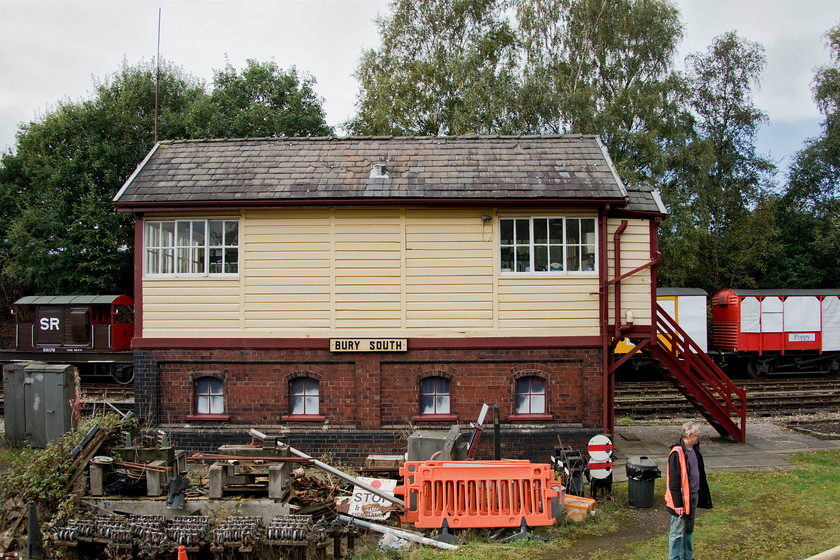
[369,163,388,179]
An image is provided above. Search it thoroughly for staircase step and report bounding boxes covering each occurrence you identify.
[632,313,747,443]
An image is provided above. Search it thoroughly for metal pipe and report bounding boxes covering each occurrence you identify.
[337,515,458,551]
[285,444,405,508]
[599,208,610,438]
[612,219,628,341]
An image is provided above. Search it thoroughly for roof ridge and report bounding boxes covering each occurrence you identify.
[158,134,601,145]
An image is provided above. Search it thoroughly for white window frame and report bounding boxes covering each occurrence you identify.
[515,376,546,415]
[290,377,320,416]
[420,376,451,415]
[499,216,598,274]
[195,377,224,415]
[144,219,239,277]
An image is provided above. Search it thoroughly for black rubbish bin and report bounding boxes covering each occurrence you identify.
[626,456,661,508]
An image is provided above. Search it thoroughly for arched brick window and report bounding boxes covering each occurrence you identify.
[510,371,552,421]
[515,376,545,414]
[282,371,325,422]
[290,377,320,416]
[196,377,224,414]
[186,372,230,421]
[413,370,457,422]
[420,376,450,415]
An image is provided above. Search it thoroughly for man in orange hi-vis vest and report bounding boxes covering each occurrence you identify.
[665,421,713,560]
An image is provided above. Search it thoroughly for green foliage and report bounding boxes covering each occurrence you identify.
[351,0,687,188]
[0,413,128,516]
[519,0,689,187]
[763,23,840,290]
[348,0,520,136]
[785,24,840,219]
[0,59,203,297]
[658,32,777,291]
[0,57,331,302]
[187,59,332,138]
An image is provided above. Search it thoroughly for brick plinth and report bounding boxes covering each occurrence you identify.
[134,344,606,464]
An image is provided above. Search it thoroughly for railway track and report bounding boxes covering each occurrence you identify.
[0,383,134,417]
[616,377,840,417]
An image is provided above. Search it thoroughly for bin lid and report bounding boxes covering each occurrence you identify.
[626,456,658,468]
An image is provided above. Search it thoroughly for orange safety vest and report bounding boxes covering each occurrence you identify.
[664,445,691,515]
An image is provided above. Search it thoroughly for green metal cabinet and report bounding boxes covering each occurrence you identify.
[3,363,76,447]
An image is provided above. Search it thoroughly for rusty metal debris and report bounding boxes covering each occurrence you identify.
[51,514,338,560]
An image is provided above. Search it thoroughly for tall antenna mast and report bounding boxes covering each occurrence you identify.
[154,7,161,143]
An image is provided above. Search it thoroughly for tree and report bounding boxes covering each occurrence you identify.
[765,23,840,289]
[187,59,332,138]
[517,0,690,187]
[0,57,333,300]
[347,0,520,135]
[0,60,206,297]
[351,0,689,189]
[658,32,776,292]
[785,23,840,219]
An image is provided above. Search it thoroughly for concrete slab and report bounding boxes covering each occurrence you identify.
[84,497,290,524]
[610,418,840,483]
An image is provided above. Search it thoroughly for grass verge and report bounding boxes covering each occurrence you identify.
[622,450,840,560]
[353,450,840,560]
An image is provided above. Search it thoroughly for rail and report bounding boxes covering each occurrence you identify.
[616,378,840,416]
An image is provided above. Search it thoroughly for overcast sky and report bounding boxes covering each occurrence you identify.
[1,1,838,180]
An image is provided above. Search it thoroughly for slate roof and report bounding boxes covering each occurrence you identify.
[114,135,664,214]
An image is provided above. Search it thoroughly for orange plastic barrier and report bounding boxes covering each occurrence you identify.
[395,460,559,529]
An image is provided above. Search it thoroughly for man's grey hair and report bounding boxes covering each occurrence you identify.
[681,421,701,439]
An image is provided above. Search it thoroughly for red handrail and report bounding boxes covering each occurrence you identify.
[654,304,747,441]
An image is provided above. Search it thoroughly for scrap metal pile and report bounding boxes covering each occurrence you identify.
[51,513,340,560]
[3,413,619,557]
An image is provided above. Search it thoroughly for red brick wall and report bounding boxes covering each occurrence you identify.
[148,345,604,430]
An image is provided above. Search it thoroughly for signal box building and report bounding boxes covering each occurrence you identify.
[114,136,666,463]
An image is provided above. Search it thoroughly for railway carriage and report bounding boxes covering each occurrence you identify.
[2,295,135,382]
[615,288,708,356]
[618,288,840,378]
[711,289,840,377]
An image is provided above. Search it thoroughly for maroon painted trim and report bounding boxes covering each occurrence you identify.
[281,415,326,423]
[130,335,603,350]
[134,216,143,339]
[185,414,230,422]
[116,197,628,214]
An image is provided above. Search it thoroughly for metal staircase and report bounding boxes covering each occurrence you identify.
[646,304,747,442]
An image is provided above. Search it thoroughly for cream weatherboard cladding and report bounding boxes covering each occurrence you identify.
[607,218,654,325]
[140,210,651,338]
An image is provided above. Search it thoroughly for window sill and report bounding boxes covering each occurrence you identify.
[281,415,326,423]
[412,414,458,423]
[499,271,597,277]
[186,414,230,422]
[508,414,553,422]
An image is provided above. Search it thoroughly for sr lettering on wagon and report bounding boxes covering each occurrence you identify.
[40,317,61,331]
[331,339,408,352]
